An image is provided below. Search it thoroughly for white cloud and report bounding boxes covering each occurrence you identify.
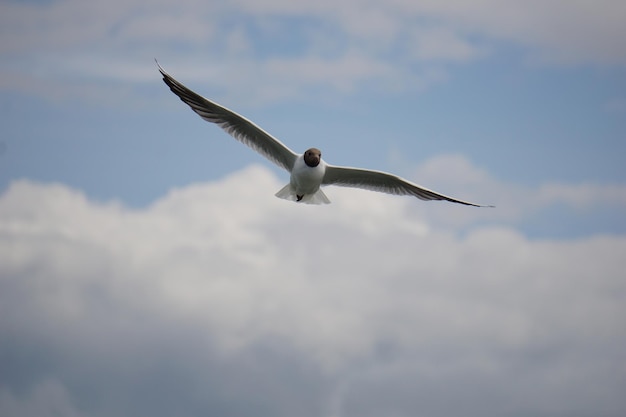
[409,26,488,62]
[1,0,624,103]
[1,164,625,416]
[232,0,626,66]
[405,154,626,230]
[388,0,626,65]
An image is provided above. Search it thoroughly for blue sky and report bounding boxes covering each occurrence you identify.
[1,1,626,417]
[1,0,625,237]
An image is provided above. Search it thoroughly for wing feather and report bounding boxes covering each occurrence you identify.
[323,165,490,207]
[157,62,298,172]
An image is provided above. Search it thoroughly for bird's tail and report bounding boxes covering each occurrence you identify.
[275,184,331,205]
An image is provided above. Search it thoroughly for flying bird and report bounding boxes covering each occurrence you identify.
[158,62,492,207]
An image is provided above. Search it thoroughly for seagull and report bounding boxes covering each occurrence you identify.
[157,62,492,207]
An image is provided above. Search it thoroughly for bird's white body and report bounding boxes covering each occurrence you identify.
[157,61,492,208]
[275,156,330,204]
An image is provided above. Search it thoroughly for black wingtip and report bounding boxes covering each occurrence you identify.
[461,202,495,208]
[155,59,166,76]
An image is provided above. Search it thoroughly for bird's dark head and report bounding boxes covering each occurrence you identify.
[303,148,322,167]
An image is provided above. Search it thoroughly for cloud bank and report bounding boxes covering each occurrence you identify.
[1,0,625,103]
[1,164,625,417]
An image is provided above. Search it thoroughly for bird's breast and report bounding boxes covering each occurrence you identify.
[290,157,326,194]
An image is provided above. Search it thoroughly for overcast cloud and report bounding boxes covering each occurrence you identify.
[1,164,625,417]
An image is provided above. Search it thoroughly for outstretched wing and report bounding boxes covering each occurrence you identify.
[158,62,298,172]
[323,165,491,207]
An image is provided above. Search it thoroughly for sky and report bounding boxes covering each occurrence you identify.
[1,1,625,416]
